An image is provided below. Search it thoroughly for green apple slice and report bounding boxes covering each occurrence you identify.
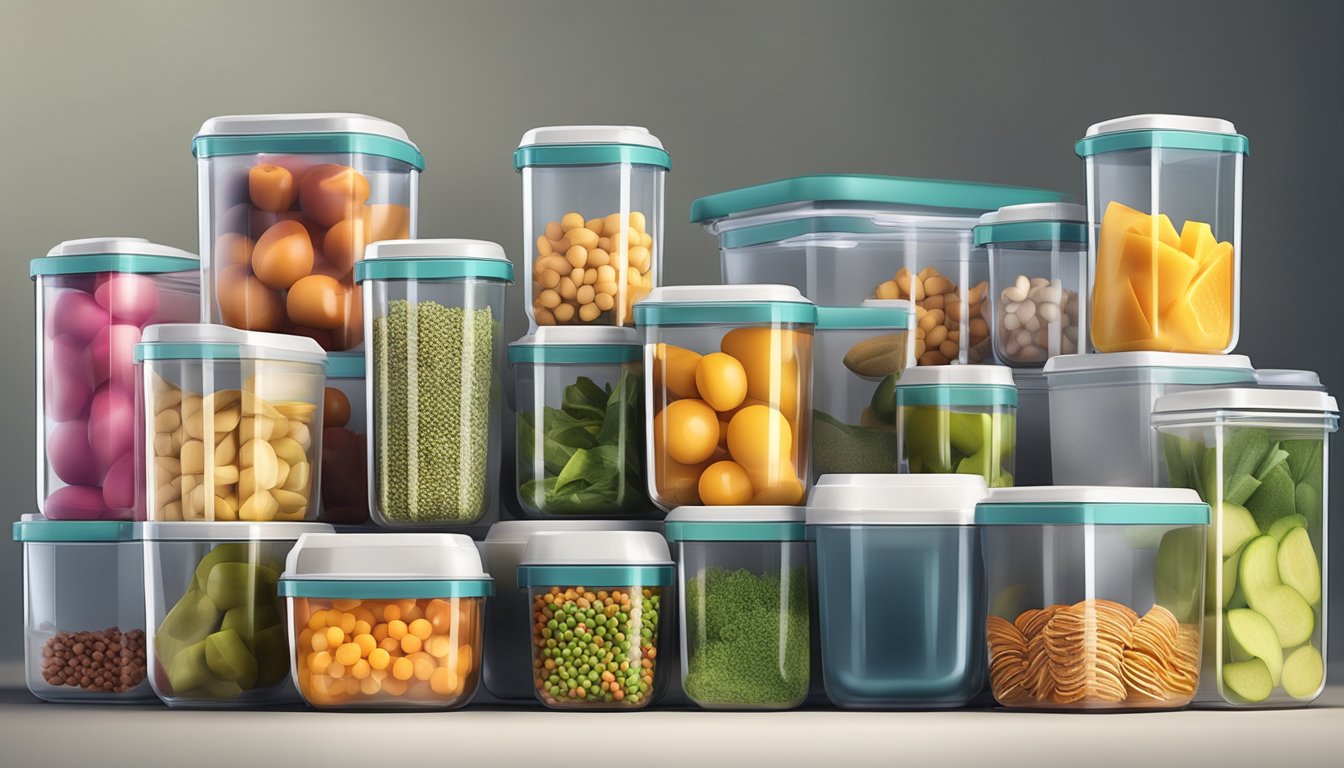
[1276,528,1322,606]
[1281,645,1324,701]
[1223,658,1273,703]
[1219,502,1260,557]
[1226,608,1283,686]
[1266,514,1308,542]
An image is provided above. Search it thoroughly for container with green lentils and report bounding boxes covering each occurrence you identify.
[355,240,513,529]
[517,530,673,710]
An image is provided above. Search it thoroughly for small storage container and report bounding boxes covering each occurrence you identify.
[33,237,199,520]
[143,521,332,707]
[976,486,1209,711]
[807,474,987,708]
[517,530,673,709]
[355,239,512,529]
[893,365,1017,487]
[1044,352,1255,486]
[192,113,422,352]
[1076,115,1247,354]
[319,353,369,524]
[136,324,327,522]
[975,202,1088,365]
[665,507,809,710]
[15,515,153,703]
[510,327,650,517]
[279,532,492,710]
[691,175,1070,365]
[1013,369,1052,486]
[516,126,667,328]
[636,285,816,509]
[811,302,911,479]
[1153,388,1337,707]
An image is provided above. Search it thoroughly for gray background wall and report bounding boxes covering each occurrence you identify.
[1,0,1341,673]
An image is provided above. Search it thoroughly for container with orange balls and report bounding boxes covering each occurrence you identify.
[319,353,369,524]
[279,532,492,710]
[634,286,816,510]
[192,113,422,352]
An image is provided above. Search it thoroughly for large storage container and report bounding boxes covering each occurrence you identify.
[318,353,369,524]
[1013,369,1052,486]
[893,365,1017,487]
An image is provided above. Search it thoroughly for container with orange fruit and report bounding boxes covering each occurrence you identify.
[635,286,816,510]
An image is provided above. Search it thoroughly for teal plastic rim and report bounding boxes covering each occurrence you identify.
[514,143,671,171]
[278,578,493,599]
[720,216,899,249]
[134,343,328,366]
[508,344,640,365]
[1075,130,1249,158]
[975,502,1209,526]
[13,520,137,543]
[354,257,515,284]
[972,221,1088,247]
[664,521,807,542]
[690,174,1071,223]
[896,384,1018,408]
[633,301,817,327]
[192,132,425,170]
[326,353,365,379]
[516,564,675,588]
[30,254,198,278]
[815,305,910,331]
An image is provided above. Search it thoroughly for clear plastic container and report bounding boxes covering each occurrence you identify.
[691,175,1070,365]
[136,324,327,522]
[665,507,809,710]
[279,532,492,710]
[1043,352,1255,486]
[143,521,332,707]
[509,327,650,517]
[976,486,1209,711]
[32,238,199,520]
[806,474,988,708]
[193,113,423,352]
[1153,388,1337,707]
[14,516,153,703]
[635,285,816,509]
[1013,369,1052,487]
[517,126,667,328]
[811,302,911,480]
[319,353,369,524]
[1077,115,1247,354]
[355,240,513,529]
[975,202,1088,365]
[893,365,1017,487]
[517,530,673,709]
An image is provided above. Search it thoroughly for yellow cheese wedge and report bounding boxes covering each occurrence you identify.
[1094,276,1154,350]
[1098,201,1149,280]
[1155,213,1181,249]
[1184,244,1234,350]
[1156,239,1198,316]
[1120,231,1157,327]
[1179,220,1218,262]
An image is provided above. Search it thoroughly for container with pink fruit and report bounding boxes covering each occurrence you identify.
[32,238,199,520]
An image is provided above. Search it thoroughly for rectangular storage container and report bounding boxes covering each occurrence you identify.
[318,353,369,524]
[976,486,1209,711]
[1153,388,1336,707]
[807,474,988,708]
[1077,115,1247,354]
[517,126,667,328]
[33,238,200,520]
[1013,369,1052,486]
[15,516,154,703]
[192,113,422,352]
[1044,352,1255,486]
[893,365,1017,487]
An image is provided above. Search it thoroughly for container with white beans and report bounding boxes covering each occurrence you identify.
[976,203,1087,366]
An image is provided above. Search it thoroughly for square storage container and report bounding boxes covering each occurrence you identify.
[636,285,816,509]
[517,126,667,328]
[1044,352,1255,486]
[1013,369,1052,486]
[279,532,492,710]
[975,202,1088,365]
[318,353,369,524]
[136,324,327,523]
[807,474,988,708]
[143,521,332,707]
[1153,388,1337,707]
[192,113,422,352]
[1077,115,1247,353]
[665,507,810,710]
[15,516,154,703]
[517,530,673,709]
[33,238,199,520]
[355,240,512,529]
[976,486,1209,711]
[811,302,911,479]
[893,365,1017,487]
[510,327,651,517]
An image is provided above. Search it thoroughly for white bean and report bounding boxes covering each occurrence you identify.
[1003,313,1021,331]
[1039,302,1061,322]
[1016,299,1037,323]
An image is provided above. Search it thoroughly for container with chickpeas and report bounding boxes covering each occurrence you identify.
[516,126,667,329]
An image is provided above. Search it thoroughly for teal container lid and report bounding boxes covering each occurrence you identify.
[815,300,912,331]
[13,515,137,543]
[355,239,515,283]
[975,486,1209,525]
[518,530,673,587]
[326,352,365,379]
[514,126,670,171]
[719,215,897,249]
[517,564,675,588]
[973,202,1089,247]
[135,324,328,366]
[634,285,817,327]
[894,365,1018,408]
[690,174,1071,224]
[508,326,641,365]
[664,507,807,542]
[278,578,493,599]
[192,113,424,170]
[1075,114,1249,158]
[31,237,198,279]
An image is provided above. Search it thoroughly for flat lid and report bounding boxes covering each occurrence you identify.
[1153,387,1338,415]
[326,352,365,379]
[1085,114,1237,137]
[976,486,1208,526]
[196,113,414,143]
[815,300,912,330]
[32,237,198,277]
[141,521,333,542]
[981,486,1202,505]
[282,533,487,580]
[664,506,806,542]
[665,506,803,524]
[1076,114,1248,158]
[484,520,662,545]
[642,284,811,306]
[806,474,988,525]
[510,326,639,347]
[13,514,137,543]
[520,530,671,566]
[1044,352,1254,374]
[977,202,1086,226]
[136,323,327,365]
[363,238,508,262]
[518,125,663,150]
[508,326,640,364]
[636,284,817,327]
[356,239,514,283]
[897,364,1015,388]
[1255,369,1324,389]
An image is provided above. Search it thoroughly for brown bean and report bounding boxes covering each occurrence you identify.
[919,350,949,366]
[939,340,959,359]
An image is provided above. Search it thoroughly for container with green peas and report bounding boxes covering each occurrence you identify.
[517,530,673,709]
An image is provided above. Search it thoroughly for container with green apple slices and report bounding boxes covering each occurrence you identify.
[1153,386,1337,707]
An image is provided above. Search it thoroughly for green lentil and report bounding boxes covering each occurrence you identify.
[531,585,661,708]
[373,299,495,523]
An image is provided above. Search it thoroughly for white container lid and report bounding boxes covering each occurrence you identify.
[511,326,639,346]
[896,364,1014,388]
[363,238,508,262]
[664,507,806,542]
[136,323,327,365]
[1255,369,1324,390]
[46,237,197,261]
[196,113,415,143]
[520,530,671,566]
[641,284,812,306]
[980,486,1203,505]
[806,474,988,525]
[141,521,333,541]
[976,202,1087,226]
[1153,387,1338,416]
[1044,352,1253,374]
[664,506,803,524]
[483,520,661,546]
[1084,114,1237,137]
[518,125,663,150]
[282,533,487,580]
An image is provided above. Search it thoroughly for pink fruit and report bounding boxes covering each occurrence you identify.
[95,272,159,326]
[47,420,100,486]
[45,335,94,422]
[48,289,109,342]
[101,452,136,511]
[90,324,141,391]
[45,485,111,520]
[88,385,135,472]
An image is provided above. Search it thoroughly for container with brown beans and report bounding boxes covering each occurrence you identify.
[876,266,992,365]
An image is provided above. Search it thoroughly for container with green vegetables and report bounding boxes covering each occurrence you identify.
[509,327,651,517]
[354,240,512,529]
